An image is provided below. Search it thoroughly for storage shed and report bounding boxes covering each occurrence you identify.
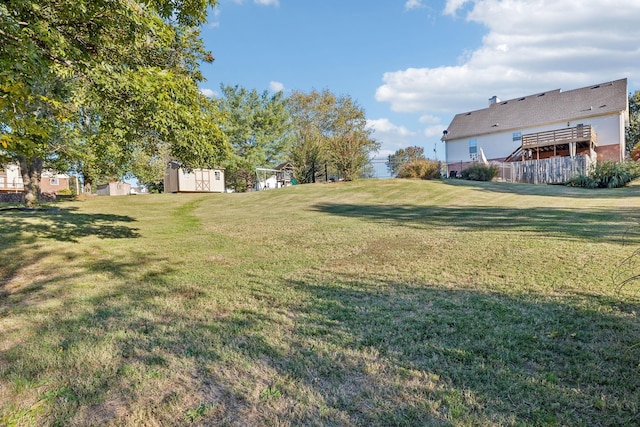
[97,181,131,196]
[164,162,225,193]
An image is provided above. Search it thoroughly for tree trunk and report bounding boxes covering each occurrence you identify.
[81,170,93,194]
[18,156,43,207]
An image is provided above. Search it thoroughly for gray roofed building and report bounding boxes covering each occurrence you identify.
[445,79,628,141]
[443,78,629,182]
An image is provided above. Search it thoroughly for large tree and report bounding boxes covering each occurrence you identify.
[288,90,332,183]
[627,90,640,155]
[288,89,379,182]
[0,0,228,205]
[387,146,426,177]
[218,85,291,191]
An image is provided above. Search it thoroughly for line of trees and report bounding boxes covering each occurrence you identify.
[628,90,640,158]
[0,0,228,206]
[0,0,381,200]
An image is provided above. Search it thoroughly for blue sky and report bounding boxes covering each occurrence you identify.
[198,0,640,161]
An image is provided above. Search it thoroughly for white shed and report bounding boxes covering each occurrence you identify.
[164,162,225,193]
[97,181,131,196]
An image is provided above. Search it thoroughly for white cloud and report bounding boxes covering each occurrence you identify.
[419,114,440,124]
[208,9,221,28]
[200,88,218,98]
[443,0,471,16]
[269,81,285,92]
[404,0,425,10]
[377,0,640,114]
[424,125,446,138]
[367,118,419,153]
[367,118,415,137]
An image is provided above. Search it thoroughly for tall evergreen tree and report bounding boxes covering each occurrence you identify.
[218,85,291,191]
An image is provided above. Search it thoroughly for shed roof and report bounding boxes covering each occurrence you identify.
[444,78,628,141]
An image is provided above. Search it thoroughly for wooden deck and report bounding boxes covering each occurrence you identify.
[0,172,24,192]
[522,125,597,149]
[505,125,597,162]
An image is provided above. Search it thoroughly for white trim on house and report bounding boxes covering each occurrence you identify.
[442,78,629,173]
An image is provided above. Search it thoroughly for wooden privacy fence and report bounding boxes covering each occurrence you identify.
[497,155,592,184]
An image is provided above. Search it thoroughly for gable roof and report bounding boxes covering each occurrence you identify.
[444,78,628,141]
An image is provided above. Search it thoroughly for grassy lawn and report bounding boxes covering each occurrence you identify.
[1,179,639,426]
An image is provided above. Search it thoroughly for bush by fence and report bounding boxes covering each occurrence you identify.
[567,160,640,188]
[397,159,441,180]
[461,164,499,181]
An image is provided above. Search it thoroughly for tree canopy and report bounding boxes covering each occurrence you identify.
[288,89,379,183]
[218,84,291,192]
[387,146,426,177]
[0,0,228,204]
[627,90,640,155]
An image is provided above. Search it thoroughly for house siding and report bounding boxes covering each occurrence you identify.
[41,177,70,194]
[447,112,625,166]
[444,79,628,177]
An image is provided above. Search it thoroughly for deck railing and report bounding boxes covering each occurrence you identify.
[0,172,24,191]
[522,125,596,149]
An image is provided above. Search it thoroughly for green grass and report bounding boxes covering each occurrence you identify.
[1,179,639,426]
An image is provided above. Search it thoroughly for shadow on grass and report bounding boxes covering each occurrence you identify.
[0,208,141,306]
[441,178,640,199]
[0,207,139,244]
[2,259,639,425]
[151,271,639,425]
[311,202,640,244]
[273,271,640,425]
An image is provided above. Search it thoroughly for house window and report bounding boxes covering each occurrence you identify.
[49,178,59,186]
[214,171,221,180]
[512,131,522,142]
[469,139,477,153]
[469,139,478,159]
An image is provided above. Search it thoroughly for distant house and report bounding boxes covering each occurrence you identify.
[164,161,225,193]
[443,79,629,179]
[255,162,295,191]
[40,171,70,194]
[97,181,131,196]
[1,164,70,194]
[0,163,23,193]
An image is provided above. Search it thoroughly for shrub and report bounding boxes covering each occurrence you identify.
[567,160,640,188]
[397,159,441,180]
[460,163,499,181]
[630,142,640,161]
[57,188,73,195]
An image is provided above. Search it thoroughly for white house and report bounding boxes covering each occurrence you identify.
[0,163,23,192]
[443,79,629,177]
[255,162,294,191]
[164,161,225,193]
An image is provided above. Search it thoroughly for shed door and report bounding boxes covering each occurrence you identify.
[195,170,210,191]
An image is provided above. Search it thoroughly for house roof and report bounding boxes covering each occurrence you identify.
[275,162,294,170]
[444,78,628,141]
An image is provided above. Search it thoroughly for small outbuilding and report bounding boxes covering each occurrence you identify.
[164,161,225,193]
[97,181,131,196]
[255,162,295,191]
